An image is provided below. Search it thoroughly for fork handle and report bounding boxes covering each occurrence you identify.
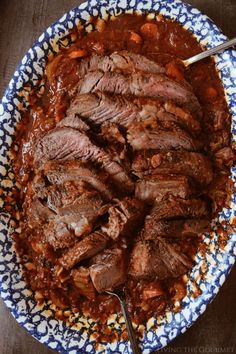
[120,298,141,354]
[183,37,236,66]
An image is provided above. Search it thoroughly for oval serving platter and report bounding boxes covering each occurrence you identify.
[0,0,236,353]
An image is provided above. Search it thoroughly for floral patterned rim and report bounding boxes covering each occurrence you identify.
[0,0,236,353]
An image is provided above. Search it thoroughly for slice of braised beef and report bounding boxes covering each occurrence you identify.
[100,122,126,145]
[67,91,139,128]
[57,115,90,131]
[209,130,231,152]
[77,51,165,78]
[72,267,96,299]
[34,127,134,192]
[127,119,201,151]
[60,231,109,270]
[129,239,192,279]
[135,174,194,204]
[26,197,55,229]
[148,196,210,221]
[143,218,210,239]
[32,169,89,212]
[44,181,85,212]
[109,51,165,74]
[43,191,107,249]
[101,197,144,240]
[214,147,235,169]
[129,240,168,279]
[68,90,200,132]
[89,247,126,293]
[45,220,76,249]
[78,70,201,115]
[132,151,213,185]
[44,160,113,201]
[163,101,201,132]
[57,191,108,237]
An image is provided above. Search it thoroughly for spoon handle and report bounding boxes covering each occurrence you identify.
[183,37,236,66]
[119,298,141,354]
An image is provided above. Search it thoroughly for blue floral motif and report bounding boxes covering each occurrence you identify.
[0,0,236,353]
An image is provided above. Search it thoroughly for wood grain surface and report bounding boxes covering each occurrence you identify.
[0,1,236,353]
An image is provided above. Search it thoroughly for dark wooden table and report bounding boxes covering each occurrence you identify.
[0,1,236,353]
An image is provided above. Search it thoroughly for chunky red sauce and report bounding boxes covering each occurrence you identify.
[13,14,234,341]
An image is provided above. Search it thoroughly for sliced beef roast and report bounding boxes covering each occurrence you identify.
[163,101,201,132]
[101,197,144,240]
[129,239,193,279]
[67,91,139,128]
[57,191,107,237]
[49,189,108,242]
[26,197,55,229]
[32,171,90,212]
[132,151,213,185]
[44,160,113,201]
[60,231,109,270]
[16,18,232,324]
[100,122,126,146]
[89,247,126,293]
[127,119,201,151]
[214,147,235,168]
[24,50,216,304]
[109,51,165,74]
[44,180,88,213]
[143,218,210,239]
[44,191,108,249]
[67,91,201,132]
[34,127,134,192]
[77,51,165,78]
[57,115,90,131]
[135,175,194,204]
[45,219,76,249]
[78,70,201,114]
[137,98,201,133]
[72,267,96,299]
[148,196,210,221]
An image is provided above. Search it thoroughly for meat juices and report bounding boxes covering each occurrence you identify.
[14,14,233,331]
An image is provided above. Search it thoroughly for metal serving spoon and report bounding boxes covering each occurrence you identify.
[106,290,141,354]
[183,37,236,67]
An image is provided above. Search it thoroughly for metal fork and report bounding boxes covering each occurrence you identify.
[106,290,141,354]
[183,37,236,67]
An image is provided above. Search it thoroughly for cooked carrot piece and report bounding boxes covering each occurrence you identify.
[140,22,160,40]
[166,61,185,81]
[68,48,87,59]
[129,31,142,44]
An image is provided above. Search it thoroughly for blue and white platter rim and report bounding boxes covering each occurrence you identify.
[0,0,236,353]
